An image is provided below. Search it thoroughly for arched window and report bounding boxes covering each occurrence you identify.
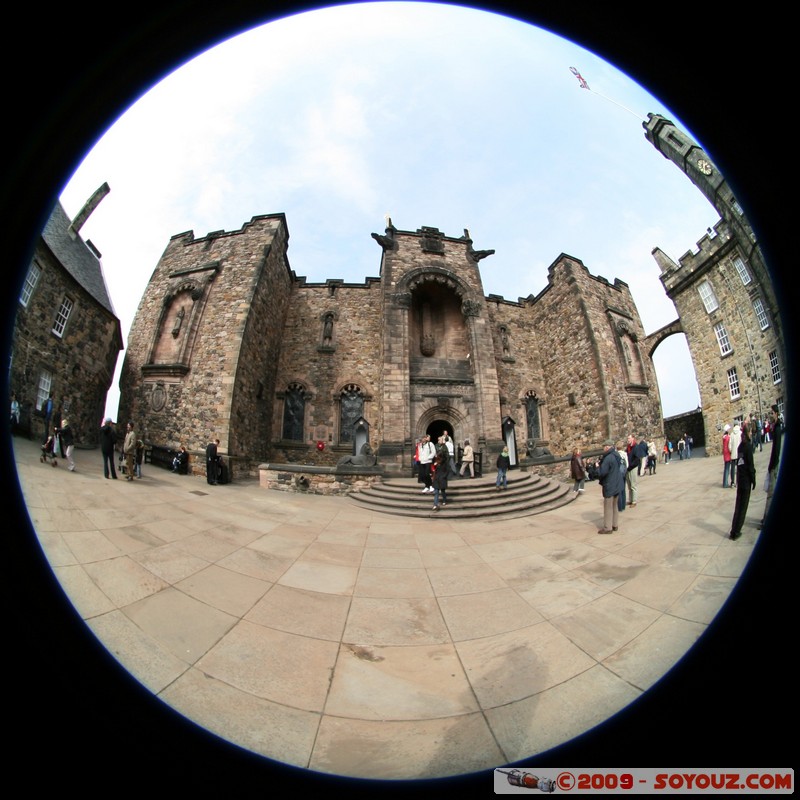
[525,390,541,441]
[339,384,364,444]
[282,382,305,441]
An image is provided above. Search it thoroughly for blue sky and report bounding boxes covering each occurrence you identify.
[59,2,721,421]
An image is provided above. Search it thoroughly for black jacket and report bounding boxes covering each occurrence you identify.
[100,424,116,454]
[736,438,756,490]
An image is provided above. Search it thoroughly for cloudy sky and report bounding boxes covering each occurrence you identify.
[58,1,720,421]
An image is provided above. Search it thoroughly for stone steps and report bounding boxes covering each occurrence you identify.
[348,470,577,519]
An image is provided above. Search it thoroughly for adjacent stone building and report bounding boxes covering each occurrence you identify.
[10,188,123,446]
[118,215,664,478]
[643,114,786,455]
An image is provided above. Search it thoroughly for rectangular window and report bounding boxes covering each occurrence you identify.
[52,296,74,337]
[727,367,740,399]
[753,297,769,330]
[732,256,751,286]
[20,261,42,307]
[36,370,52,412]
[713,321,732,355]
[698,280,719,313]
[770,351,781,384]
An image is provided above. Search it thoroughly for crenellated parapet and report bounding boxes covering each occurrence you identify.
[655,219,736,297]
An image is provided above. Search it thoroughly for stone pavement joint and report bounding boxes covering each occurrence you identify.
[12,437,766,781]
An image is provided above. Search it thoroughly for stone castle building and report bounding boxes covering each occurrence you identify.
[118,216,664,478]
[643,114,786,456]
[10,188,122,446]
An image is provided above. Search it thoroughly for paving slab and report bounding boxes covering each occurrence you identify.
[12,436,770,782]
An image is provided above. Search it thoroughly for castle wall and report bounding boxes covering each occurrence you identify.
[118,215,291,464]
[271,278,383,465]
[120,218,661,477]
[520,255,663,449]
[658,224,783,456]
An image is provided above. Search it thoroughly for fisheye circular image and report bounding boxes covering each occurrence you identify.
[6,1,791,791]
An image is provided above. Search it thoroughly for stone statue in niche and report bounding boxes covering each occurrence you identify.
[322,313,334,345]
[171,306,185,338]
[419,301,436,357]
[500,326,511,357]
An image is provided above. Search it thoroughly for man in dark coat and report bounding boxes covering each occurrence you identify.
[100,417,117,479]
[206,438,220,485]
[763,405,783,525]
[598,438,625,534]
[730,422,756,540]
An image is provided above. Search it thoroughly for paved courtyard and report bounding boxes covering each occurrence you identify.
[11,436,771,784]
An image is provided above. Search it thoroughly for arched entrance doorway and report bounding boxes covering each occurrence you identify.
[426,419,454,441]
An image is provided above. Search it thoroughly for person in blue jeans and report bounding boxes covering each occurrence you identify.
[431,453,448,511]
[496,447,510,490]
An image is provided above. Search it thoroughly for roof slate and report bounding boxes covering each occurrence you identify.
[41,200,117,317]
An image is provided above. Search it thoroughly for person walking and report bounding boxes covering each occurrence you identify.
[721,424,732,488]
[570,447,587,494]
[10,392,20,434]
[729,422,742,488]
[431,452,449,511]
[442,431,458,476]
[495,446,510,490]
[123,421,137,481]
[617,443,628,512]
[57,418,76,471]
[100,417,118,479]
[42,393,54,443]
[417,434,436,493]
[763,405,783,525]
[598,439,625,534]
[646,439,657,475]
[459,438,475,478]
[729,422,756,540]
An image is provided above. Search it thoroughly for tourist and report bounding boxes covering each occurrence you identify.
[100,417,118,479]
[123,421,137,481]
[729,422,756,540]
[57,418,76,472]
[570,447,586,494]
[442,431,458,476]
[729,422,742,488]
[206,437,220,485]
[459,438,475,478]
[625,433,647,507]
[763,405,783,525]
[10,392,20,433]
[495,446,510,490]
[431,453,448,511]
[721,424,732,488]
[172,445,189,474]
[597,439,625,534]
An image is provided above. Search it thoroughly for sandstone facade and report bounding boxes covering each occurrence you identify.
[644,114,786,457]
[118,215,663,478]
[11,199,122,446]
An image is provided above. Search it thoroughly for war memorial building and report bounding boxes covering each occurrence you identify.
[118,213,663,480]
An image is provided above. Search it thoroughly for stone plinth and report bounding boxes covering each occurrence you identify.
[259,463,385,495]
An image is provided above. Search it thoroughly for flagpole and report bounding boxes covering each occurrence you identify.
[569,67,642,120]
